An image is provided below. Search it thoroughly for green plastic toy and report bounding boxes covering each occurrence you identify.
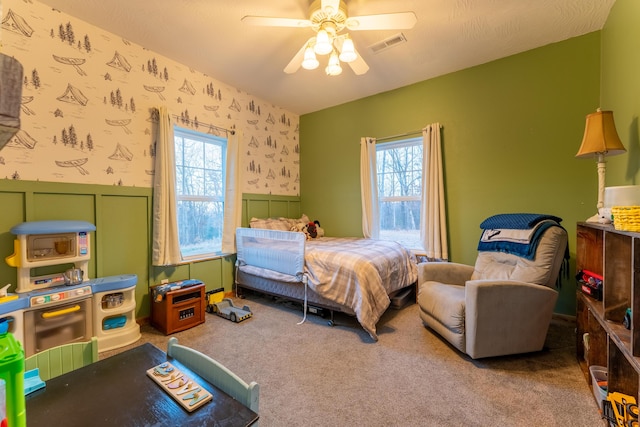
[0,321,26,427]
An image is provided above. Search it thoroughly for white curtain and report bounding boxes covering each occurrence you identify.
[420,123,448,260]
[152,106,182,266]
[221,130,242,254]
[360,137,379,238]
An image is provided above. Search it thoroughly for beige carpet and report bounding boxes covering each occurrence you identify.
[103,293,603,426]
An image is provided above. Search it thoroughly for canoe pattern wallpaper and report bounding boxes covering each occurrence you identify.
[1,0,300,195]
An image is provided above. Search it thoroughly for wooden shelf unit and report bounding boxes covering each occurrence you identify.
[576,222,640,403]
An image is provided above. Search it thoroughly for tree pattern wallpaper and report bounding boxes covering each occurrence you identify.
[1,0,300,195]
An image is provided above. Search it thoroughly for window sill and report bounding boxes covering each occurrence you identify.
[179,252,234,264]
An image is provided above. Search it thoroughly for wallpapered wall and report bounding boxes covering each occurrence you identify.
[1,0,300,196]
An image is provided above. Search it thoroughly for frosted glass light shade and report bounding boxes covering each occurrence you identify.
[325,51,342,76]
[302,46,319,70]
[339,37,357,63]
[314,29,333,55]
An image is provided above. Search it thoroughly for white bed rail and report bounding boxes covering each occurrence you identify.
[235,227,306,278]
[235,227,310,324]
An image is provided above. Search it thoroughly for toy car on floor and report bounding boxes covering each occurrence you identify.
[207,298,252,323]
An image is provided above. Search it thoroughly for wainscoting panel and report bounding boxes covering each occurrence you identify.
[0,181,300,320]
[0,180,152,317]
[242,193,302,226]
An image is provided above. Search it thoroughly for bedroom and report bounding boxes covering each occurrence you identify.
[0,0,637,421]
[1,0,630,320]
[0,0,640,352]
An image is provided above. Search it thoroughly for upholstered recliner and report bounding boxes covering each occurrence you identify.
[417,223,568,359]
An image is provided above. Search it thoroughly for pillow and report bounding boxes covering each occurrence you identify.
[279,214,310,229]
[248,217,290,231]
[249,214,311,231]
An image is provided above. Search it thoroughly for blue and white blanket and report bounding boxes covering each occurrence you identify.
[477,213,563,260]
[479,213,562,230]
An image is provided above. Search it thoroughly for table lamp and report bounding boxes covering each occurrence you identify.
[576,109,626,223]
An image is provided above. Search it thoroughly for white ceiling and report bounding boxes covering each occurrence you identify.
[36,0,616,115]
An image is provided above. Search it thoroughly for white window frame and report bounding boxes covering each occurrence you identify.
[174,126,227,259]
[376,137,423,251]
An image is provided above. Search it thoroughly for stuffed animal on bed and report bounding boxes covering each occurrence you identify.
[290,222,307,235]
[313,220,325,238]
[291,220,324,239]
[306,222,317,238]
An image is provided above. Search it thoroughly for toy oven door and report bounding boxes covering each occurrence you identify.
[23,297,93,357]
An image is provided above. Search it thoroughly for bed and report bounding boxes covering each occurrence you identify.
[235,221,418,341]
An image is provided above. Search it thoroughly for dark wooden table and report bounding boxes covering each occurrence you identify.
[26,342,259,426]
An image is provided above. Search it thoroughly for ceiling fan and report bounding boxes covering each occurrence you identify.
[242,0,417,76]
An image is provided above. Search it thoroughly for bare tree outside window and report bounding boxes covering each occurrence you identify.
[174,128,226,258]
[376,137,423,250]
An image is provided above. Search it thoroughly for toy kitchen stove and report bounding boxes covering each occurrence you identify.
[5,220,97,357]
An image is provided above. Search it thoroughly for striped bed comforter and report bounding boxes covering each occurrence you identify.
[241,236,417,340]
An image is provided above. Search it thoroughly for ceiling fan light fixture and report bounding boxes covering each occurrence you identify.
[302,45,320,70]
[325,51,342,76]
[243,0,416,77]
[314,28,333,55]
[339,37,357,63]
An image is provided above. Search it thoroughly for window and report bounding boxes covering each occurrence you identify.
[174,127,226,258]
[376,137,423,251]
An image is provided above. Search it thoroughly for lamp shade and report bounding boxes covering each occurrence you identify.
[576,110,626,158]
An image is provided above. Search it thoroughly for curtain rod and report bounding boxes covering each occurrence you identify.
[171,114,235,136]
[375,124,442,142]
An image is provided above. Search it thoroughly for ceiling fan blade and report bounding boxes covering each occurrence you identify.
[284,38,315,74]
[345,12,417,31]
[241,15,312,28]
[321,0,341,16]
[346,48,369,75]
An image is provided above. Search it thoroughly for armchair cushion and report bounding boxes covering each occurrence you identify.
[471,225,567,288]
[418,262,474,286]
[418,282,466,352]
[418,282,465,334]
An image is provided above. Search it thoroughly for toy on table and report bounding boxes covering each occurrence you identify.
[146,362,212,412]
[23,368,45,395]
[0,324,26,427]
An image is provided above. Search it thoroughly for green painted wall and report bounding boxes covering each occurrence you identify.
[601,0,640,186]
[300,33,602,316]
